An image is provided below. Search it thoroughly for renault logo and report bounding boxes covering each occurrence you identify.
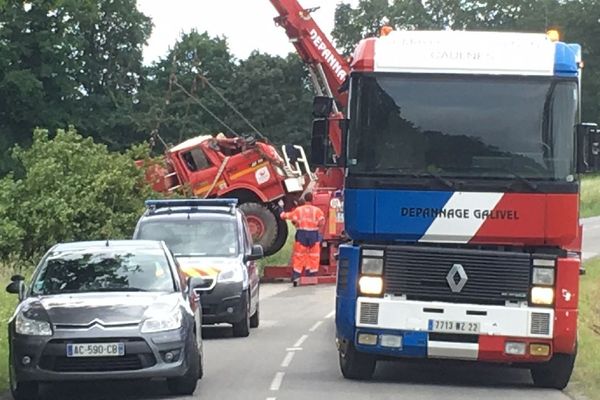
[446,264,468,293]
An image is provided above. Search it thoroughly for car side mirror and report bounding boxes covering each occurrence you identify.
[246,244,264,262]
[577,122,600,173]
[6,275,26,301]
[188,276,207,292]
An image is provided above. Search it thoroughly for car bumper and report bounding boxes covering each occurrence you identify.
[198,281,245,324]
[10,326,193,382]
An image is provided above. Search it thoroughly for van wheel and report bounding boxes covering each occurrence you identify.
[250,300,260,328]
[530,352,576,390]
[339,343,376,380]
[232,291,251,337]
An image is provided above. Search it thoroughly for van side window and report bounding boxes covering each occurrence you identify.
[181,148,210,172]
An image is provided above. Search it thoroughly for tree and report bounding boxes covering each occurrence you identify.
[0,0,152,174]
[1,127,156,259]
[332,0,600,123]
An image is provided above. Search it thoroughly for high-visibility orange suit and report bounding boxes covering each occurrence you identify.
[280,197,325,282]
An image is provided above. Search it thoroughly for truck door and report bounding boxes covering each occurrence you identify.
[178,147,221,197]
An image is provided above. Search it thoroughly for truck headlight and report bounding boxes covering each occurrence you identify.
[16,312,52,336]
[361,249,384,275]
[141,309,182,333]
[359,276,383,295]
[532,268,554,286]
[531,287,554,305]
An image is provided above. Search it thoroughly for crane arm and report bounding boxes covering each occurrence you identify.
[269,0,350,107]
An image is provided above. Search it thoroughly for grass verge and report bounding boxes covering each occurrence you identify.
[569,257,600,399]
[0,266,19,392]
[258,222,295,275]
[581,174,600,218]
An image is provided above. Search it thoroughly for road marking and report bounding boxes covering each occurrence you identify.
[286,347,303,351]
[270,372,285,391]
[309,321,323,332]
[294,334,309,347]
[325,310,335,319]
[266,398,277,400]
[281,351,295,367]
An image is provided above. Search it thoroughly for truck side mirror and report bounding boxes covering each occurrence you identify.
[338,118,349,168]
[313,96,334,118]
[577,123,600,173]
[311,118,329,166]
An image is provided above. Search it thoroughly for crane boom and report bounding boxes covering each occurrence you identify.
[269,0,350,107]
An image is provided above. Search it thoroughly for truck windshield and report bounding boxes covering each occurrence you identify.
[347,74,578,180]
[137,219,238,258]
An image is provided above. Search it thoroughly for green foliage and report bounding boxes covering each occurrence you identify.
[580,174,600,218]
[0,128,155,259]
[0,0,152,174]
[332,0,600,124]
[569,257,600,398]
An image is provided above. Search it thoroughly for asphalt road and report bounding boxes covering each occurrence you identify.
[6,218,600,400]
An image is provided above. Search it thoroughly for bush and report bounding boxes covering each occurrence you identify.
[0,127,158,259]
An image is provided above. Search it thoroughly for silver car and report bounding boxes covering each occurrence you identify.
[6,240,205,400]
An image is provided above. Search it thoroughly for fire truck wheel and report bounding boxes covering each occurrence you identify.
[530,351,576,389]
[339,343,376,380]
[239,202,278,255]
[268,217,289,256]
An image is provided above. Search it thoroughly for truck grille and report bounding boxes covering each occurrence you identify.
[384,246,531,305]
[530,312,551,335]
[359,302,379,325]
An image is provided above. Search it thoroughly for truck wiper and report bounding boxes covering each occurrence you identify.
[412,171,455,190]
[500,169,540,192]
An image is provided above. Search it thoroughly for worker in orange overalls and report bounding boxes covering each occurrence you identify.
[280,192,325,286]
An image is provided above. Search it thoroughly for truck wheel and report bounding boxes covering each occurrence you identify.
[269,217,289,256]
[167,334,200,395]
[239,202,278,256]
[232,291,251,337]
[339,343,376,380]
[530,352,576,390]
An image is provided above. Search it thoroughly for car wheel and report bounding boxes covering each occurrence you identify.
[250,299,260,328]
[167,335,200,395]
[339,342,376,380]
[530,352,576,390]
[10,365,39,400]
[232,291,251,337]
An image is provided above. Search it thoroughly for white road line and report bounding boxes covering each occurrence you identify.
[281,351,295,367]
[270,372,285,391]
[294,334,309,347]
[325,310,335,319]
[266,398,277,400]
[309,321,323,332]
[286,347,303,351]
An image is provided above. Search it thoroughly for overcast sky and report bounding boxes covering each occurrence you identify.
[137,0,358,64]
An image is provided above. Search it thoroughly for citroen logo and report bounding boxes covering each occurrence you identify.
[446,264,468,293]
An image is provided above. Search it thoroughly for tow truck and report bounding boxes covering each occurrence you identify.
[311,27,597,389]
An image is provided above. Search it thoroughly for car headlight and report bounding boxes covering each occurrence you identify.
[15,312,52,336]
[218,265,245,283]
[141,309,182,333]
[358,276,383,295]
[532,267,555,286]
[531,287,554,305]
[361,249,384,275]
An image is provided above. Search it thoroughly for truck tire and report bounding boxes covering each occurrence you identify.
[269,217,289,256]
[530,352,576,390]
[339,343,376,380]
[239,202,278,256]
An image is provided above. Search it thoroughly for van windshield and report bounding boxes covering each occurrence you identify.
[137,219,238,257]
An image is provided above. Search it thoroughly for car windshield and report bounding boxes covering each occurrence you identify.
[31,249,175,295]
[348,74,578,180]
[137,219,238,257]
